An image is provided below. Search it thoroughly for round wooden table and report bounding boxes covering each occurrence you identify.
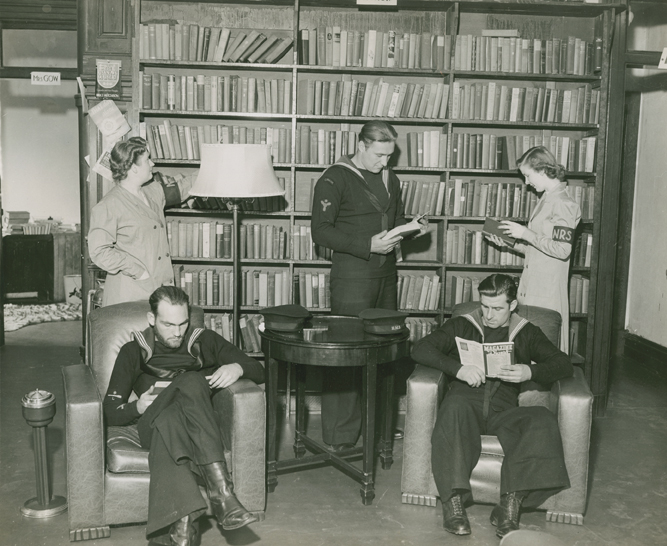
[261,315,410,505]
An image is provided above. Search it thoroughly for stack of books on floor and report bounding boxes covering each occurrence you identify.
[2,211,30,235]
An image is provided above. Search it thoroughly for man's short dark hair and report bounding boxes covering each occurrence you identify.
[109,136,149,182]
[149,286,190,316]
[359,120,398,145]
[478,274,519,303]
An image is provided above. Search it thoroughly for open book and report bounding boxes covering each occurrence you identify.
[382,214,426,240]
[455,337,515,377]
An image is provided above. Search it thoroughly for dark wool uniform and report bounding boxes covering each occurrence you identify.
[411,309,572,508]
[103,325,264,536]
[311,155,406,445]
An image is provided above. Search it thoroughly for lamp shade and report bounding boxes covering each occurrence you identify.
[189,143,286,199]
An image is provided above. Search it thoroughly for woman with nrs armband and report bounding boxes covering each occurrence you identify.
[486,146,581,353]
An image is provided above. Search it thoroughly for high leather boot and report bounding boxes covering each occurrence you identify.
[199,461,258,531]
[442,494,471,536]
[490,491,526,538]
[148,514,199,546]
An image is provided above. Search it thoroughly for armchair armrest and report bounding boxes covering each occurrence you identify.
[62,364,106,533]
[401,365,447,505]
[212,378,266,513]
[545,366,593,518]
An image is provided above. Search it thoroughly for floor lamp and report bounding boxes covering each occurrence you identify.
[189,144,285,347]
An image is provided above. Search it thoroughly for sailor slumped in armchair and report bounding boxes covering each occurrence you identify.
[103,286,263,546]
[411,274,572,539]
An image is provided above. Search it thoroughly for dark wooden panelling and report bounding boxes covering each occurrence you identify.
[79,0,133,76]
[625,333,667,369]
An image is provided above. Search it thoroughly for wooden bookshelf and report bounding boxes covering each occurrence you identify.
[77,0,627,411]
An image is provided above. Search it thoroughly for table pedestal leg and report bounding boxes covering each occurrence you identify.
[360,362,377,505]
[293,364,307,458]
[266,352,278,493]
[379,364,395,470]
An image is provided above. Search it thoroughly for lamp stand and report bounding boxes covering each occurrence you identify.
[228,199,242,348]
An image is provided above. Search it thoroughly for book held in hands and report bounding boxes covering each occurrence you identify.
[455,337,515,378]
[483,217,516,248]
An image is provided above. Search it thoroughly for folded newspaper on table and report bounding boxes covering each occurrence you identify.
[455,337,515,378]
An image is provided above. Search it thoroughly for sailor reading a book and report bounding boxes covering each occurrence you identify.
[411,273,573,539]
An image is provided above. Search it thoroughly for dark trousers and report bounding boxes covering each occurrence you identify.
[431,382,570,508]
[138,372,225,536]
[321,275,397,445]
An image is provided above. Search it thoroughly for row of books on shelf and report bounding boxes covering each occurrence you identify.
[140,23,293,65]
[299,78,449,120]
[140,72,293,114]
[168,221,289,261]
[292,176,593,221]
[450,82,600,125]
[445,275,482,309]
[143,120,292,163]
[397,273,440,311]
[297,127,447,170]
[443,179,537,220]
[405,131,448,168]
[300,28,452,71]
[293,270,331,310]
[453,33,601,76]
[450,133,597,173]
[406,318,438,344]
[569,275,590,314]
[572,232,593,268]
[293,225,331,261]
[446,228,525,266]
[295,126,356,167]
[175,265,293,308]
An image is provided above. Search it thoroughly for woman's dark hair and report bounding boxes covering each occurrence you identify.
[478,274,519,303]
[359,120,398,146]
[149,286,190,316]
[109,137,149,182]
[516,146,566,182]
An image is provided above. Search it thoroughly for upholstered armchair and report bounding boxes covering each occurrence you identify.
[62,301,266,541]
[401,302,593,525]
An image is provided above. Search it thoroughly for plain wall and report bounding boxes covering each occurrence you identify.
[0,29,79,225]
[625,8,667,347]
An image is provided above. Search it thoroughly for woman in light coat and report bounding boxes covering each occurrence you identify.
[489,146,581,353]
[88,137,192,306]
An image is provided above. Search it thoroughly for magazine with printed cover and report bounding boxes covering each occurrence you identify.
[455,337,515,377]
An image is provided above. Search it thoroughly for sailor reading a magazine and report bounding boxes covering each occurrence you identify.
[411,273,572,539]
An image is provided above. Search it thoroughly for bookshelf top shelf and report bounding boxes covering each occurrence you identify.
[453,71,600,83]
[297,0,624,16]
[140,60,295,72]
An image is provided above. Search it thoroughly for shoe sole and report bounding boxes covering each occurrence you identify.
[221,514,259,531]
[444,527,471,536]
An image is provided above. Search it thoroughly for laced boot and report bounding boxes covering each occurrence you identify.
[199,461,258,531]
[442,494,471,536]
[490,491,526,538]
